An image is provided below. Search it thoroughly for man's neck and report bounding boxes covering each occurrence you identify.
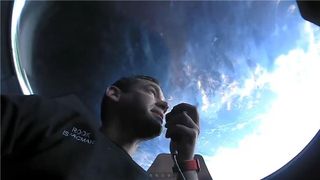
[100,123,141,156]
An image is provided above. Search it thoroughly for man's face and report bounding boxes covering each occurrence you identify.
[119,79,168,139]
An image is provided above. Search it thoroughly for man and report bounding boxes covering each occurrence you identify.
[1,75,200,180]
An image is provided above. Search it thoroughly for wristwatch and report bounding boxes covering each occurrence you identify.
[172,158,201,172]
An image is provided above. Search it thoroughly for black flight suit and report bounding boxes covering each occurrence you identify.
[1,95,149,180]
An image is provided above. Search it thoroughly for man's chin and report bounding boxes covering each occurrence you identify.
[137,120,162,139]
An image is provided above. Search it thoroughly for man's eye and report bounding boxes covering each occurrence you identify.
[148,89,157,96]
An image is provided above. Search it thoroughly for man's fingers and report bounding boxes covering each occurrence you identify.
[165,124,198,141]
[166,103,199,125]
[171,103,195,113]
[165,103,200,162]
[165,111,197,129]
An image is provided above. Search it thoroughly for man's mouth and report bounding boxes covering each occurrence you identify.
[151,110,164,122]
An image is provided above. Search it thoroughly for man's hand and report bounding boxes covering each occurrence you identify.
[165,103,200,162]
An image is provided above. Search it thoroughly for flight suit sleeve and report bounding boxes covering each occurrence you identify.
[1,95,75,156]
[1,95,48,156]
[1,95,28,155]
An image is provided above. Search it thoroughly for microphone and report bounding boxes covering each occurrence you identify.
[170,141,178,155]
[170,141,186,180]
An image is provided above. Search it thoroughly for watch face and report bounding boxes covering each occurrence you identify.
[11,1,320,179]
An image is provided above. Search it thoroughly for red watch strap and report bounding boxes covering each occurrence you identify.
[173,159,201,172]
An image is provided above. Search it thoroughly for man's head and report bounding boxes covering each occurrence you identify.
[101,75,169,139]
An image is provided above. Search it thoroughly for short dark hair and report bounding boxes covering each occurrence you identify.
[112,75,159,92]
[100,75,160,123]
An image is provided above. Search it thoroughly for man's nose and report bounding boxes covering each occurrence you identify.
[156,100,169,113]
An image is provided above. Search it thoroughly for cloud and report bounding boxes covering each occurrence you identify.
[204,21,320,180]
[287,4,296,14]
[133,4,320,180]
[133,149,155,170]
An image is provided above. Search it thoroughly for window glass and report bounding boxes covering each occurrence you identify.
[12,1,320,179]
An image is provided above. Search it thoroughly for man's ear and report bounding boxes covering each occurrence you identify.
[105,86,122,102]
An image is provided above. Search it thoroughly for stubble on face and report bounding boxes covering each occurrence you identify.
[120,80,166,140]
